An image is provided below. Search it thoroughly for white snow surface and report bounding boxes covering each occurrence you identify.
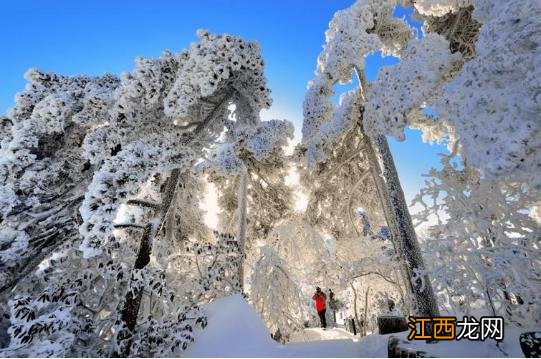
[187,294,528,358]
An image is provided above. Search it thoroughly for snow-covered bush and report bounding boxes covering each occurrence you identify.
[250,245,308,342]
[171,231,243,303]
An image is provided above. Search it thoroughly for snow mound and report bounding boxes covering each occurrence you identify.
[185,294,279,357]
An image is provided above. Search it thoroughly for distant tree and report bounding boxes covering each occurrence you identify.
[203,114,294,289]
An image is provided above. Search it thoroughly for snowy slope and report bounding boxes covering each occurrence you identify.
[184,294,280,357]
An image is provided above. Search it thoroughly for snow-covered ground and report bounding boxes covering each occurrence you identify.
[186,294,528,358]
[290,327,358,342]
[185,294,370,357]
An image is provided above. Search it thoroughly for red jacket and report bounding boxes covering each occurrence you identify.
[312,292,327,311]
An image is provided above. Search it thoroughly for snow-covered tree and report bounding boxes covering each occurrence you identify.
[302,0,539,320]
[363,33,461,142]
[164,231,242,305]
[1,29,284,356]
[301,0,439,317]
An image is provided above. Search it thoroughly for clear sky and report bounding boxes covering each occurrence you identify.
[0,0,447,208]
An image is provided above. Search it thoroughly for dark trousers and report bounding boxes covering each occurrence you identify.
[317,309,327,328]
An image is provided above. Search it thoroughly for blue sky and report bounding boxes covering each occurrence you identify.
[0,0,447,207]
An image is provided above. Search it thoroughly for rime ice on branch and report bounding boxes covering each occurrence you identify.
[0,69,119,289]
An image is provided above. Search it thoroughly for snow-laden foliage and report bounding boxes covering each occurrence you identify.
[299,126,386,242]
[0,69,120,291]
[414,0,472,16]
[303,90,362,165]
[234,120,294,161]
[302,0,413,155]
[163,30,271,119]
[422,5,481,60]
[413,153,541,326]
[124,305,207,357]
[316,0,411,84]
[79,30,273,257]
[1,69,118,201]
[436,0,541,186]
[0,254,101,357]
[203,118,294,175]
[79,137,195,258]
[169,231,242,304]
[301,78,334,142]
[0,229,29,277]
[364,33,461,141]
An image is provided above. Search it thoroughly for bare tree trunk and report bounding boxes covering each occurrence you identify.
[353,67,439,318]
[236,171,248,291]
[350,283,360,335]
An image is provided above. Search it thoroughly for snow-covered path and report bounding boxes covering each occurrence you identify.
[286,328,364,357]
[290,327,358,342]
[184,295,526,358]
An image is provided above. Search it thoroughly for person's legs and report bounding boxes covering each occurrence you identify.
[317,310,324,328]
[318,309,327,328]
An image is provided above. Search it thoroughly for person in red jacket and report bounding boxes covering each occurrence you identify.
[312,287,327,328]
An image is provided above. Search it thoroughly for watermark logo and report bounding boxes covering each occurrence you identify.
[408,316,504,341]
